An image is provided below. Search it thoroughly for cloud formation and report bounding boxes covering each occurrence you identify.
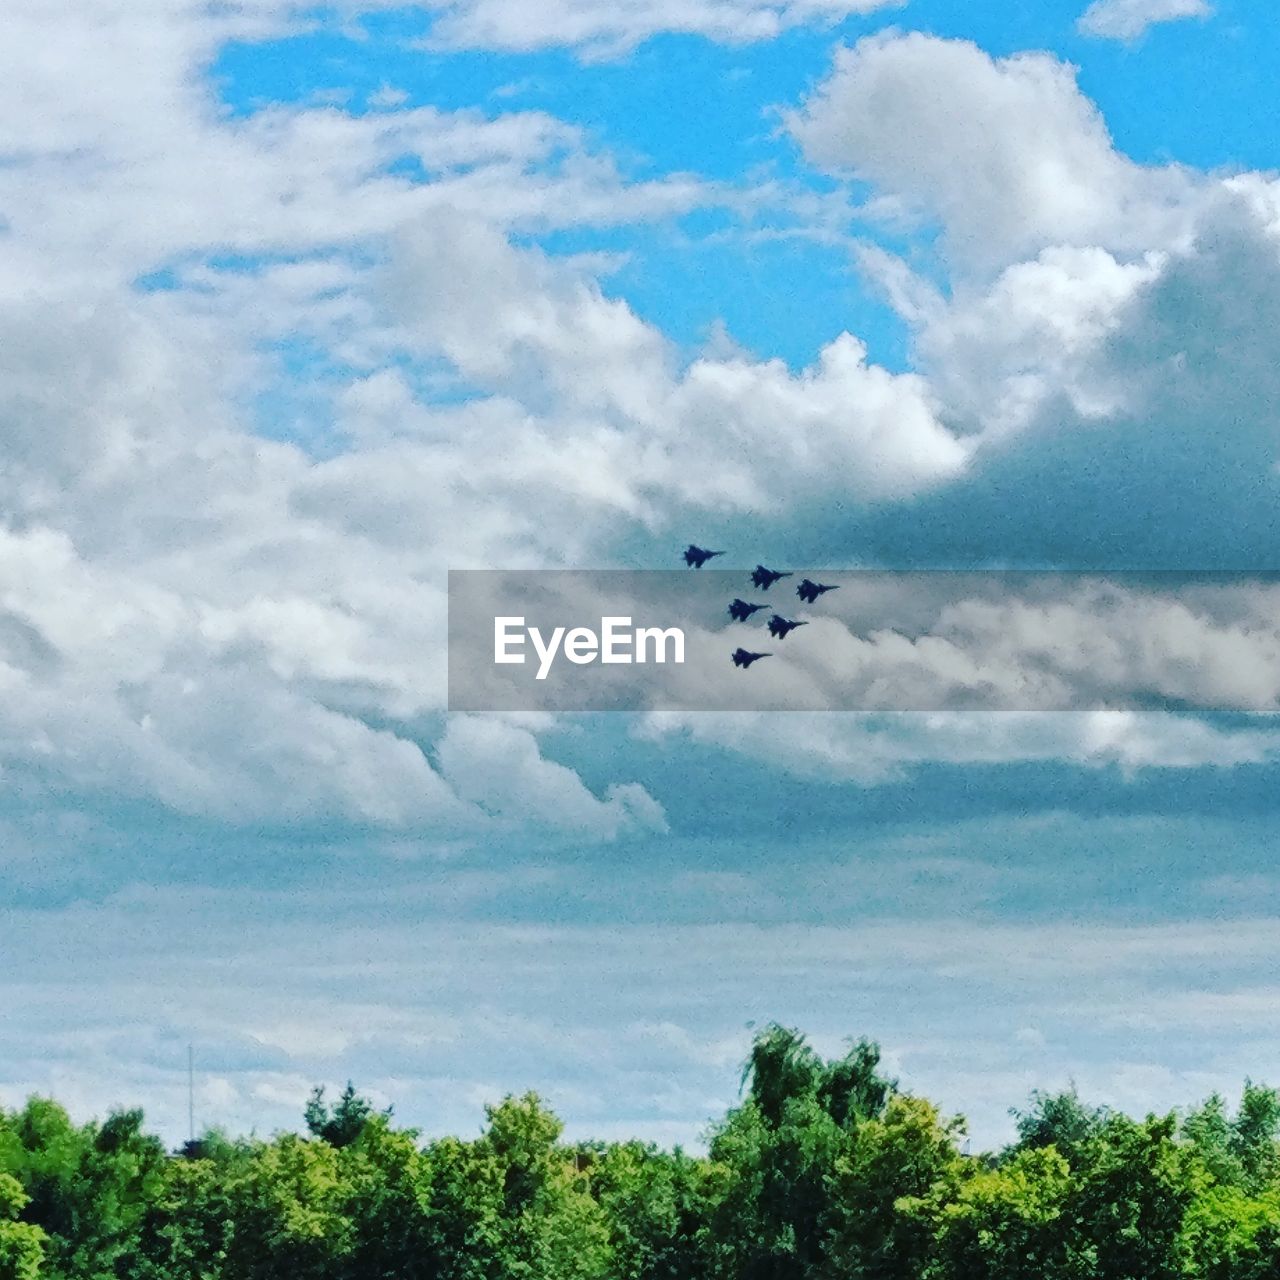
[8,823,1280,1148]
[788,32,1199,268]
[784,34,1280,569]
[5,13,1280,831]
[1078,0,1213,41]
[418,0,901,56]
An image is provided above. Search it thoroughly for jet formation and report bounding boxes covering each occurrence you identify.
[682,545,840,669]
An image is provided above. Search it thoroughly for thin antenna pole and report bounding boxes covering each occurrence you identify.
[188,1044,195,1146]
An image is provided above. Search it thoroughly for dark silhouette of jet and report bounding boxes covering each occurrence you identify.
[751,565,792,591]
[768,614,808,639]
[797,579,839,604]
[732,648,771,668]
[728,599,769,622]
[684,544,723,568]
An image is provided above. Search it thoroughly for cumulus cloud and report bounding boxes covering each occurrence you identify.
[787,32,1198,269]
[777,31,1280,574]
[10,0,1280,1173]
[0,2,707,837]
[374,216,968,516]
[1078,0,1213,41]
[4,9,1280,834]
[436,716,668,837]
[0,296,665,835]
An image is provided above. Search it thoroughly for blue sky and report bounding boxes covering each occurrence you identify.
[3,0,1280,1149]
[207,0,1278,373]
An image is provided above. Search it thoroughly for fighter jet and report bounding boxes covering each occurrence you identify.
[732,648,771,669]
[767,614,808,640]
[684,545,724,568]
[728,599,769,622]
[751,565,792,591]
[797,578,839,604]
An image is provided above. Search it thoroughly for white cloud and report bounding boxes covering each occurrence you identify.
[372,215,968,519]
[788,33,1200,270]
[436,716,668,838]
[782,31,1280,576]
[2,11,1280,833]
[0,298,667,833]
[7,868,1280,1147]
[0,2,708,298]
[1078,0,1213,41]
[640,709,1280,786]
[418,0,901,57]
[0,2,709,837]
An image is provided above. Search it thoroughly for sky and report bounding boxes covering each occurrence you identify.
[3,0,1280,1150]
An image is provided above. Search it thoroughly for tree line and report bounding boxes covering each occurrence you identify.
[3,1025,1280,1278]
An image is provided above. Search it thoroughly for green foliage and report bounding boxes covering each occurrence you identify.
[1067,1112,1191,1280]
[0,1098,166,1279]
[911,1145,1080,1280]
[1230,1082,1280,1192]
[824,1094,964,1280]
[257,1137,355,1274]
[4,1036,1280,1280]
[1183,1093,1244,1187]
[1181,1184,1280,1280]
[707,1025,906,1280]
[588,1141,716,1280]
[304,1083,385,1151]
[335,1114,433,1280]
[1010,1087,1107,1163]
[0,1173,46,1280]
[424,1093,612,1280]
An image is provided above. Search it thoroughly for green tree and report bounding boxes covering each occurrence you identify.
[124,1137,239,1280]
[1068,1113,1191,1280]
[304,1084,386,1151]
[742,1026,826,1131]
[6,1029,1280,1280]
[823,1094,963,1280]
[706,1026,902,1280]
[0,1174,45,1280]
[220,1133,353,1280]
[913,1146,1081,1280]
[1010,1088,1107,1164]
[1180,1184,1280,1280]
[1230,1081,1280,1192]
[1183,1093,1244,1188]
[336,1114,433,1280]
[425,1093,611,1280]
[587,1142,715,1280]
[0,1099,165,1280]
